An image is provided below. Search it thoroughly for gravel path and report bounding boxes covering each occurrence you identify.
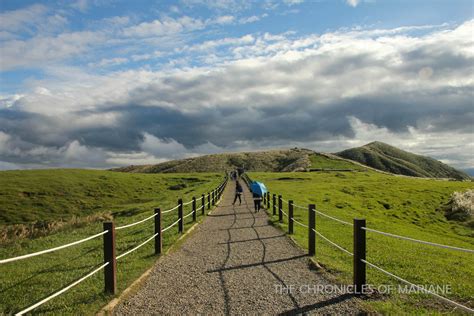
[114,181,362,315]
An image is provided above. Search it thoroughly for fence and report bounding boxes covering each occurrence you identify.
[242,173,474,313]
[0,175,228,315]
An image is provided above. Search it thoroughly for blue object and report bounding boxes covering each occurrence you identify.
[250,181,267,197]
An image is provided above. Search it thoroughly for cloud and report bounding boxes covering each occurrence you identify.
[1,21,473,170]
[180,0,253,12]
[1,31,105,70]
[0,4,48,33]
[122,16,205,37]
[346,0,360,7]
[213,15,235,25]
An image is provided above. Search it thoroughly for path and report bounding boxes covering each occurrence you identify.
[114,181,361,315]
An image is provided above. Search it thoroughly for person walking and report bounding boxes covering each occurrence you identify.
[233,181,243,205]
[253,192,262,212]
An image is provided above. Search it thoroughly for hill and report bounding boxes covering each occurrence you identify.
[336,141,470,180]
[112,148,365,173]
[0,169,221,226]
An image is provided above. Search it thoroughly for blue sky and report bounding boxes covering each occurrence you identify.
[0,0,473,171]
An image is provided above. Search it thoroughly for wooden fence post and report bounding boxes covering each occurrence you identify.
[103,222,116,294]
[308,204,316,256]
[354,219,366,294]
[201,194,205,215]
[212,190,215,206]
[207,193,211,210]
[192,197,197,222]
[267,192,270,209]
[288,200,294,234]
[278,195,283,223]
[272,194,276,216]
[154,208,162,255]
[178,198,183,233]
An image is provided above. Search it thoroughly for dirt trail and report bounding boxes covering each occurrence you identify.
[114,181,361,315]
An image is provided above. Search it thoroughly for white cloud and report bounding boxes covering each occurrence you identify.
[346,0,360,7]
[71,0,89,12]
[91,57,129,68]
[239,15,259,24]
[283,0,304,5]
[1,31,105,70]
[213,15,235,25]
[123,16,205,37]
[0,4,48,33]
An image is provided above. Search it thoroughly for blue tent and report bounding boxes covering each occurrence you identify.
[250,181,267,197]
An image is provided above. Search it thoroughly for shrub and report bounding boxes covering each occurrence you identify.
[443,189,474,221]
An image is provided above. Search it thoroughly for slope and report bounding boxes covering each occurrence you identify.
[336,141,470,180]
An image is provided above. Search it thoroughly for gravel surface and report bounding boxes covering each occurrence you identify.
[114,181,362,315]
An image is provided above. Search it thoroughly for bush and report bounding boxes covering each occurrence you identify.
[443,189,474,221]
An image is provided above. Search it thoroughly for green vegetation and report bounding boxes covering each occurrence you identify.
[113,148,315,173]
[336,141,470,180]
[249,171,474,314]
[309,153,366,170]
[0,169,222,314]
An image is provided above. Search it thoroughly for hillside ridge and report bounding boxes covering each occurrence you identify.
[335,141,470,180]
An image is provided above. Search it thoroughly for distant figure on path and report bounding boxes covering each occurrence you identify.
[253,192,262,212]
[233,181,243,205]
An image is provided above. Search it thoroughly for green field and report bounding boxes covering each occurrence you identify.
[0,169,223,314]
[249,171,474,314]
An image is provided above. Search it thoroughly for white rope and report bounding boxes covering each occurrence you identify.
[312,228,353,256]
[0,231,108,264]
[314,209,353,226]
[116,233,159,260]
[16,262,109,315]
[281,198,289,203]
[280,208,288,217]
[162,205,179,214]
[162,218,181,233]
[292,218,308,228]
[293,203,307,210]
[183,210,195,219]
[182,200,193,206]
[362,227,474,253]
[116,213,157,230]
[362,259,474,313]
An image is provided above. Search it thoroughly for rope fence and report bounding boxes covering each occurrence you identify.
[0,230,108,264]
[2,174,229,314]
[116,213,157,230]
[16,262,110,316]
[245,174,474,313]
[116,233,159,260]
[362,227,474,253]
[362,259,474,313]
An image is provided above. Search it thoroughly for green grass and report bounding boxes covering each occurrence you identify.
[336,141,470,180]
[0,169,223,314]
[309,153,366,170]
[249,171,474,314]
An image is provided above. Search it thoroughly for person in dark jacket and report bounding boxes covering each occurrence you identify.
[253,192,262,212]
[233,181,243,205]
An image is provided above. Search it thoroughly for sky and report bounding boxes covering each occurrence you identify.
[0,0,473,171]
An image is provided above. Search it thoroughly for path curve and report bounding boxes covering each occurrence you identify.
[114,181,362,315]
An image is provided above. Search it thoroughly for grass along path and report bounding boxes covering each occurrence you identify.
[0,170,223,314]
[249,171,474,314]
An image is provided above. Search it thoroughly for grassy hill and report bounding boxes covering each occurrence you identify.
[0,169,221,226]
[336,141,470,180]
[112,148,313,173]
[112,148,366,173]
